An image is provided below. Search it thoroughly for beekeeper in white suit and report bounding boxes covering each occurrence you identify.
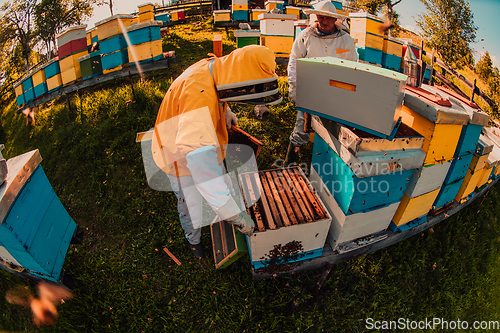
[151,45,282,258]
[284,0,358,166]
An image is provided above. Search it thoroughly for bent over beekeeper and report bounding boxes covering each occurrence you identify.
[151,45,282,258]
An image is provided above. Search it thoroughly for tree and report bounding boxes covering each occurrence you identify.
[416,0,477,67]
[476,51,494,81]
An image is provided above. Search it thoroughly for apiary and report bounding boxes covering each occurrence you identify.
[310,166,399,252]
[234,29,260,48]
[96,15,135,41]
[265,0,284,13]
[0,149,77,283]
[239,167,332,270]
[78,52,103,80]
[296,57,408,139]
[214,9,231,23]
[250,9,266,22]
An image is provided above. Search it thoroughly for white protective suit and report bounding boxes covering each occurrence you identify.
[151,45,279,244]
[287,24,358,147]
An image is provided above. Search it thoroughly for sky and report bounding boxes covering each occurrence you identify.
[1,0,498,68]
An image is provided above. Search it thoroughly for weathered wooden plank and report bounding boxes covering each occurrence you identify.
[244,174,266,232]
[259,173,283,228]
[275,170,305,224]
[282,169,313,223]
[253,173,276,230]
[265,172,291,227]
[286,168,317,220]
[271,170,298,225]
[291,168,327,220]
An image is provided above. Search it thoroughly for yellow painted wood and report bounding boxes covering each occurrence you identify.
[14,84,23,97]
[383,37,403,56]
[128,40,162,62]
[477,166,493,188]
[61,68,78,86]
[102,64,129,74]
[139,12,154,22]
[251,9,266,21]
[97,17,132,41]
[138,3,154,13]
[46,74,62,91]
[233,4,248,10]
[455,168,484,202]
[59,50,88,73]
[32,69,46,86]
[171,12,178,21]
[495,165,500,177]
[392,189,440,226]
[350,16,384,36]
[401,105,462,165]
[214,11,231,22]
[286,7,300,19]
[260,35,293,55]
[265,1,284,12]
[350,31,384,50]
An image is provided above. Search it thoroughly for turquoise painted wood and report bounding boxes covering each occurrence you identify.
[92,36,99,43]
[129,53,163,67]
[433,177,466,209]
[34,82,48,98]
[22,77,33,91]
[389,214,427,232]
[443,153,474,184]
[455,123,483,157]
[250,248,323,269]
[24,88,35,103]
[155,13,170,22]
[312,134,413,215]
[382,53,401,71]
[127,25,161,46]
[101,49,129,70]
[0,165,76,282]
[100,35,128,55]
[44,60,60,78]
[16,94,25,107]
[232,10,248,21]
[356,46,383,65]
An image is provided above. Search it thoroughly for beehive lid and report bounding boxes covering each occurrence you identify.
[294,19,309,26]
[170,9,184,13]
[95,14,136,27]
[349,12,384,22]
[234,29,261,38]
[56,25,87,39]
[87,26,97,32]
[138,2,154,7]
[214,9,231,13]
[387,36,404,44]
[126,20,163,32]
[286,6,301,10]
[0,150,42,224]
[265,0,284,4]
[258,13,297,20]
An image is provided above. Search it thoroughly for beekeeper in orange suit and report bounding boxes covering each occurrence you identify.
[151,45,282,258]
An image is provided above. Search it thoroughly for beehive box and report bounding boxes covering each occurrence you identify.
[232,9,248,21]
[46,74,63,93]
[214,9,231,22]
[56,25,86,48]
[234,29,260,48]
[58,38,88,59]
[355,46,383,66]
[126,20,162,45]
[350,12,384,37]
[382,52,402,71]
[138,2,155,22]
[402,87,470,166]
[22,76,33,92]
[405,161,451,199]
[455,149,491,203]
[296,57,407,139]
[265,0,284,12]
[59,50,88,74]
[86,27,98,46]
[391,187,440,230]
[170,9,185,22]
[294,19,309,37]
[239,167,332,270]
[312,116,425,215]
[258,13,296,36]
[351,31,384,50]
[331,0,343,9]
[99,34,128,55]
[260,35,294,56]
[155,12,170,22]
[310,166,398,251]
[286,6,301,20]
[13,81,24,106]
[78,52,103,80]
[44,58,60,79]
[32,68,47,98]
[250,9,266,22]
[96,14,135,41]
[127,40,162,65]
[101,49,129,73]
[210,219,248,269]
[0,150,77,282]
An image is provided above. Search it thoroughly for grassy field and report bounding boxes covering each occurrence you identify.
[1,18,500,332]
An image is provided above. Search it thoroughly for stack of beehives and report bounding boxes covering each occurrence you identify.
[96,15,135,74]
[138,2,155,23]
[258,11,296,59]
[349,12,385,66]
[56,25,88,86]
[125,21,163,66]
[232,0,249,21]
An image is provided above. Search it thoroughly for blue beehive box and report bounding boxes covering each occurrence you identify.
[356,46,383,65]
[0,150,77,282]
[101,49,129,70]
[232,10,248,21]
[99,34,128,55]
[24,88,35,103]
[126,21,162,46]
[155,13,170,22]
[382,53,402,72]
[16,94,25,107]
[44,59,61,78]
[34,82,48,98]
[22,76,33,91]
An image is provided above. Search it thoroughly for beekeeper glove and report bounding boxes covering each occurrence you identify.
[288,81,296,104]
[225,106,238,131]
[226,212,255,236]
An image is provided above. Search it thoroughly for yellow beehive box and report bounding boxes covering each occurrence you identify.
[214,9,231,22]
[383,36,404,56]
[285,6,301,20]
[233,4,248,10]
[455,153,490,203]
[14,82,23,97]
[260,35,294,56]
[391,188,440,227]
[127,40,162,62]
[46,74,62,91]
[477,165,494,189]
[265,0,284,12]
[139,11,155,22]
[400,105,466,166]
[138,2,154,13]
[349,12,384,36]
[59,50,88,73]
[32,68,46,87]
[251,9,267,21]
[96,14,135,41]
[350,30,384,50]
[61,68,79,86]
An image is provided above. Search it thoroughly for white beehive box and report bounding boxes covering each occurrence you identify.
[258,13,296,36]
[296,57,408,139]
[404,161,452,199]
[56,25,87,47]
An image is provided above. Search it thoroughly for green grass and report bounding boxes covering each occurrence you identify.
[1,18,500,332]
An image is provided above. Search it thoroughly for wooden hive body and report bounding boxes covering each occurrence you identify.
[0,150,76,282]
[258,13,296,36]
[56,25,86,48]
[96,15,135,41]
[214,10,231,22]
[78,52,103,80]
[265,0,284,12]
[234,30,261,48]
[286,6,301,20]
[250,9,266,22]
[60,50,88,86]
[126,21,162,46]
[44,59,61,78]
[297,57,407,139]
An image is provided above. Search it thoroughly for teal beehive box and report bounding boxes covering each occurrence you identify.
[0,150,77,282]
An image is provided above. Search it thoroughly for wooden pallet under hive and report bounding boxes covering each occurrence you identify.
[239,167,332,271]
